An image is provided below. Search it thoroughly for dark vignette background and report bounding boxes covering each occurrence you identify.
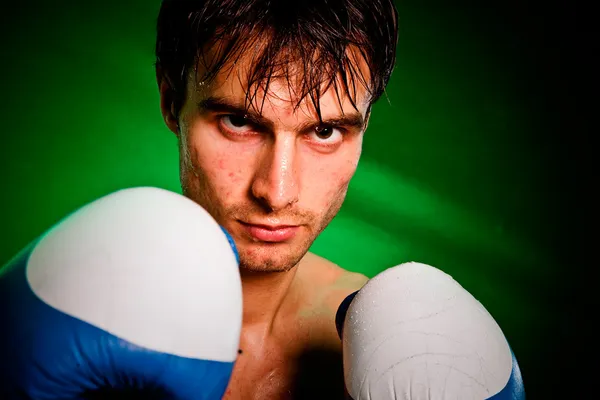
[0,0,592,398]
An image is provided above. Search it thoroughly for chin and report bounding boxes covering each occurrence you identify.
[239,262,294,273]
[237,241,308,273]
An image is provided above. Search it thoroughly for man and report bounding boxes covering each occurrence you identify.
[0,2,524,399]
[155,0,398,398]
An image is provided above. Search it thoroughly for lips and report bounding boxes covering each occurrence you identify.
[239,222,299,242]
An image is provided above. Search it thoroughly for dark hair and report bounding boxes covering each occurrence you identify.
[155,0,398,119]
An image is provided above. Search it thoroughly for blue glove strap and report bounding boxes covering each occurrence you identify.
[220,227,239,265]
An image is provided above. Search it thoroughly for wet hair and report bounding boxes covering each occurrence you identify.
[155,0,398,119]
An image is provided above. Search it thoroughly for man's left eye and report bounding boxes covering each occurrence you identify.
[310,125,343,143]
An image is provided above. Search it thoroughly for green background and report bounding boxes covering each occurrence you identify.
[1,1,589,398]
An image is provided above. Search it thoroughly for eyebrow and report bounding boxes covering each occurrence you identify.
[197,96,366,133]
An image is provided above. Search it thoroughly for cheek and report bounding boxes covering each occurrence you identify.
[214,156,246,197]
[308,153,359,208]
[332,144,362,185]
[195,142,250,200]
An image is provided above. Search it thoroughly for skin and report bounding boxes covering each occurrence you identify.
[158,45,371,399]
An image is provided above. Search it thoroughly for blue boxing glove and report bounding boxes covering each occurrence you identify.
[0,187,242,399]
[336,262,525,400]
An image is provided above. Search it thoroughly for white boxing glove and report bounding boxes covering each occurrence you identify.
[336,262,525,400]
[0,187,242,399]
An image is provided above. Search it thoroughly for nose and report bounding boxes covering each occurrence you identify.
[251,135,299,212]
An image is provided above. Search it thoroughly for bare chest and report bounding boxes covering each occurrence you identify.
[222,343,297,400]
[221,335,345,400]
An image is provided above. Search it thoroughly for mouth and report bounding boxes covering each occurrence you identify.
[238,221,299,243]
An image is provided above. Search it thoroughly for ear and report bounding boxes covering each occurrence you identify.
[363,106,372,132]
[156,65,180,136]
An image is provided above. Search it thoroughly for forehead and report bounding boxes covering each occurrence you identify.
[187,38,372,118]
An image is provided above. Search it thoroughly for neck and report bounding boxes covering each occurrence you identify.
[239,266,298,333]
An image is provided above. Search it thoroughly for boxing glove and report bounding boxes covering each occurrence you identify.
[336,262,525,400]
[0,187,242,399]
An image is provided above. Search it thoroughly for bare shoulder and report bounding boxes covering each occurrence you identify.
[300,252,369,288]
[295,252,369,348]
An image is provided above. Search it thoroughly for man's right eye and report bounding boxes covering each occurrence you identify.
[226,115,248,127]
[220,115,253,134]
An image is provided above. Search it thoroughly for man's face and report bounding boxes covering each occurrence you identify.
[161,50,370,273]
